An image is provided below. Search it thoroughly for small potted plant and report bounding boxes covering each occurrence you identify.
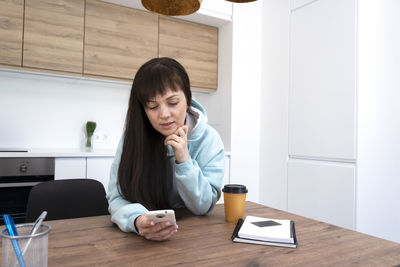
[86,121,96,151]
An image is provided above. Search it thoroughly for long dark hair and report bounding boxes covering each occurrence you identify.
[118,57,192,210]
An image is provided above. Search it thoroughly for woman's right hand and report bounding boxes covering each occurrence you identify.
[135,214,178,241]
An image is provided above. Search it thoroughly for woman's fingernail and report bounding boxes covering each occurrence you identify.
[165,221,170,226]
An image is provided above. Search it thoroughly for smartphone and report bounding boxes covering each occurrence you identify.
[146,209,176,225]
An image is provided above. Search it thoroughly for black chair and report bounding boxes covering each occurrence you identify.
[26,179,109,222]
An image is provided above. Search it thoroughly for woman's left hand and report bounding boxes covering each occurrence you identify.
[165,125,190,164]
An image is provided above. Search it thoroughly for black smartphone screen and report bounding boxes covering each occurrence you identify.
[251,220,281,227]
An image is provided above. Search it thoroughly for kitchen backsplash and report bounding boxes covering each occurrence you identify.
[0,69,130,149]
[0,68,229,151]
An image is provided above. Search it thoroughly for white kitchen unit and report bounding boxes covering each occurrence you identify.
[55,157,114,192]
[286,0,400,242]
[288,0,356,230]
[289,0,356,161]
[288,160,355,229]
[49,148,116,191]
[55,158,86,179]
[86,157,114,192]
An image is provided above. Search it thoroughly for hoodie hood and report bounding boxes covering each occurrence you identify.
[166,99,208,157]
[186,99,208,142]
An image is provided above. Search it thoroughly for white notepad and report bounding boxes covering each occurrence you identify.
[238,216,294,244]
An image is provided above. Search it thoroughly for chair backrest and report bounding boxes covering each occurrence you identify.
[26,179,109,222]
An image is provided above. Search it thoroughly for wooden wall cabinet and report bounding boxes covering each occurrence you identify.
[159,17,218,91]
[84,0,158,80]
[1,0,219,91]
[23,0,85,73]
[0,0,24,67]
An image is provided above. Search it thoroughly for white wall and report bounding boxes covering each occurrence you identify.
[357,0,400,243]
[229,1,262,202]
[259,0,290,211]
[0,70,130,149]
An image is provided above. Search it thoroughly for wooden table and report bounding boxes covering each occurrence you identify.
[2,202,400,266]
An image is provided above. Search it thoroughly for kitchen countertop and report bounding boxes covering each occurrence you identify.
[0,148,116,158]
[0,149,231,158]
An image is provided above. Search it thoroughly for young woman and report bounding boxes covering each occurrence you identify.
[107,57,225,241]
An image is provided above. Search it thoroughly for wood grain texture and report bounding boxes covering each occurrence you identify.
[84,0,158,80]
[1,202,399,266]
[23,0,84,73]
[159,17,218,91]
[0,0,24,66]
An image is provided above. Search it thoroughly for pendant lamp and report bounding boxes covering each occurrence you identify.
[141,0,202,16]
[225,0,257,2]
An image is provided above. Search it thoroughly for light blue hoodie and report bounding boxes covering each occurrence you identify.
[107,99,225,233]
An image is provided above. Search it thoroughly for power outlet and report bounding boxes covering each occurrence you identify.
[93,133,109,143]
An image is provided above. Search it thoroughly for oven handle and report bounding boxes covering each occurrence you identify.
[0,182,42,188]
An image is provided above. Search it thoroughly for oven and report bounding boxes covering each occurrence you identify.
[0,157,54,224]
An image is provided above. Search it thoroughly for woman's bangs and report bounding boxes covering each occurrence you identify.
[137,66,182,104]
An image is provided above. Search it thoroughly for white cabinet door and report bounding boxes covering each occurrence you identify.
[288,160,355,229]
[289,0,356,160]
[55,158,86,179]
[86,157,114,192]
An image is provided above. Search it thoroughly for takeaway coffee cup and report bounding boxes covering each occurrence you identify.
[222,184,248,222]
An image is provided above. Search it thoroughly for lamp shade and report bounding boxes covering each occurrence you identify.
[225,0,257,2]
[141,0,202,16]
